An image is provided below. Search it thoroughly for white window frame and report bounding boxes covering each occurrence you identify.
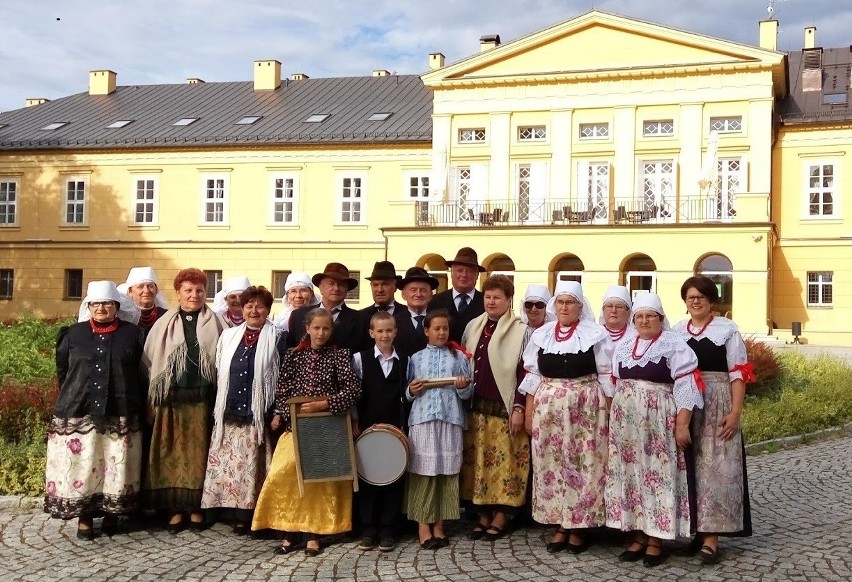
[62,176,88,226]
[269,172,299,225]
[200,173,230,225]
[515,162,548,224]
[626,271,657,299]
[642,119,674,137]
[555,271,584,286]
[131,175,159,225]
[639,158,677,220]
[338,172,367,224]
[0,179,19,226]
[714,156,746,220]
[807,271,833,307]
[709,116,743,134]
[576,160,611,222]
[458,127,486,143]
[802,160,839,219]
[517,125,547,142]
[579,122,609,140]
[404,171,430,199]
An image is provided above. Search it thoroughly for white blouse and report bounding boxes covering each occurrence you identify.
[518,320,611,396]
[671,316,748,382]
[611,329,703,412]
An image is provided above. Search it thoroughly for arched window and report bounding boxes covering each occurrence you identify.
[696,253,733,317]
[621,254,657,299]
[419,254,449,293]
[485,254,515,284]
[551,254,585,290]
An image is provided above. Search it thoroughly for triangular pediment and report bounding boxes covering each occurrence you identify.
[423,10,785,89]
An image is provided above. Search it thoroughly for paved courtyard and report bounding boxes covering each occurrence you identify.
[1,436,851,581]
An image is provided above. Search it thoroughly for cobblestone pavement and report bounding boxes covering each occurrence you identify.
[2,437,851,582]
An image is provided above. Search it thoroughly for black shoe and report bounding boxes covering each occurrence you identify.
[618,544,646,562]
[232,523,249,536]
[566,538,590,554]
[546,541,567,553]
[467,525,487,540]
[189,520,209,532]
[273,543,297,555]
[434,536,449,548]
[482,526,506,541]
[304,545,322,557]
[358,536,376,551]
[698,545,720,564]
[379,537,396,552]
[419,537,438,550]
[76,527,95,541]
[166,517,187,535]
[100,516,119,537]
[643,545,665,568]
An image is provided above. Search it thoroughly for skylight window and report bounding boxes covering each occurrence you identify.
[106,120,134,129]
[236,115,262,125]
[173,117,199,126]
[41,122,68,130]
[368,112,392,122]
[304,114,330,123]
[0,124,7,130]
[824,93,848,105]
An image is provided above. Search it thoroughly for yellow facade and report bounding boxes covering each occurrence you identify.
[1,10,849,344]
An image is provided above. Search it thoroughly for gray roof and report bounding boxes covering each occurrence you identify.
[778,47,852,124]
[0,75,433,150]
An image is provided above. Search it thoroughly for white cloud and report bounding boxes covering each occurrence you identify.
[1,0,848,112]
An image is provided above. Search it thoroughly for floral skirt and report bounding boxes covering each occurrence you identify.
[251,432,352,534]
[530,375,608,529]
[44,416,142,519]
[144,401,212,512]
[460,405,529,509]
[201,421,271,512]
[690,371,752,535]
[605,379,690,540]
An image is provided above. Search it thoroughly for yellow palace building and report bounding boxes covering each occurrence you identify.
[1,11,850,345]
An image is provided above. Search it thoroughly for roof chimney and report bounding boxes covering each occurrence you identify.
[429,52,445,70]
[186,78,205,84]
[804,26,817,49]
[89,70,117,96]
[254,60,281,91]
[759,20,778,51]
[372,69,391,77]
[479,34,501,52]
[290,72,309,81]
[25,97,49,107]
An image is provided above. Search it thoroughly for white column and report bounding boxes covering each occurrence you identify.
[431,114,452,201]
[748,98,774,195]
[612,106,636,202]
[679,103,704,198]
[489,112,511,203]
[551,109,573,202]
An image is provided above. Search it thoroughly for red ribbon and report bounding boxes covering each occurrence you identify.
[447,340,472,359]
[676,368,706,392]
[730,362,757,384]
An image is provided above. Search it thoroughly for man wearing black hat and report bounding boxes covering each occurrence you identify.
[287,262,362,353]
[427,247,485,342]
[357,261,403,351]
[393,267,439,357]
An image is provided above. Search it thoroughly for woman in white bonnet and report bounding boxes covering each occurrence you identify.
[118,266,168,337]
[272,273,319,330]
[214,276,252,327]
[520,284,555,330]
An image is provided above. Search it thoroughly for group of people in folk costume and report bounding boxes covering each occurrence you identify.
[45,247,752,565]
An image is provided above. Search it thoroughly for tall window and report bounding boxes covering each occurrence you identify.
[807,271,833,307]
[205,270,223,300]
[518,164,531,221]
[271,174,298,224]
[272,270,291,299]
[64,179,86,224]
[0,181,17,225]
[64,269,83,300]
[0,269,12,299]
[132,177,158,224]
[339,175,364,223]
[806,163,836,217]
[716,158,743,219]
[553,254,585,288]
[201,175,228,224]
[457,167,471,212]
[642,160,675,215]
[577,161,610,220]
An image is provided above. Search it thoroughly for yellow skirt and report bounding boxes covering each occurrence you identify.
[251,432,352,534]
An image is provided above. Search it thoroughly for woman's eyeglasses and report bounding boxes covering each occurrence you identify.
[524,301,546,310]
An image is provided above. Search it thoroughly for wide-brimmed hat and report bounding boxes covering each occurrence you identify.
[445,247,486,273]
[312,262,358,290]
[397,266,439,290]
[366,261,402,283]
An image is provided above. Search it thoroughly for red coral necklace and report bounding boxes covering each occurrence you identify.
[687,315,714,337]
[631,332,662,360]
[606,325,627,341]
[243,328,261,347]
[554,320,579,342]
[90,319,119,334]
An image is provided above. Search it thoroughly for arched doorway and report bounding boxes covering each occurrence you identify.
[550,254,585,291]
[621,254,657,299]
[418,254,449,293]
[696,253,733,317]
[484,254,515,285]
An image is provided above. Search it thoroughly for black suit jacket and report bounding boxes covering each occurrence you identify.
[427,289,485,343]
[391,306,427,358]
[288,303,362,354]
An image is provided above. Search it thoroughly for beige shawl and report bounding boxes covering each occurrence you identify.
[143,306,225,406]
[463,309,527,415]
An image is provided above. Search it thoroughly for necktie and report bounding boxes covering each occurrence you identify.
[457,294,469,314]
[415,315,425,336]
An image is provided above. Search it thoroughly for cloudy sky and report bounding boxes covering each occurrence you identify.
[1,0,848,113]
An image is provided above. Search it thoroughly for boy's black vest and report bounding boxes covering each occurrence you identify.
[356,349,408,429]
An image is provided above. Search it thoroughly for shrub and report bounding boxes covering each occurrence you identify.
[0,421,46,496]
[0,317,72,382]
[743,337,782,397]
[0,380,57,443]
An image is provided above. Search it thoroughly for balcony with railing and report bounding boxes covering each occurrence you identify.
[413,194,767,227]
